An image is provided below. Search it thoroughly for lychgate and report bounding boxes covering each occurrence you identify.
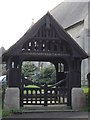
[2,12,88,107]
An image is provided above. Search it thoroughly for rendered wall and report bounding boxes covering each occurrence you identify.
[66,15,89,85]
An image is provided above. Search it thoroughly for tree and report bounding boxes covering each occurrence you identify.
[22,61,38,79]
[33,64,56,85]
[22,62,56,85]
[0,46,6,76]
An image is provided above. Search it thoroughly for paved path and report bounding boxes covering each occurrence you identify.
[2,111,89,120]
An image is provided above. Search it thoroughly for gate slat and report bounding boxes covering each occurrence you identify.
[21,86,68,106]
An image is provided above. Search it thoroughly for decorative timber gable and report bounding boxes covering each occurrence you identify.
[22,21,71,55]
[3,12,88,61]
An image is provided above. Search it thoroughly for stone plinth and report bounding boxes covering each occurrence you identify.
[4,87,20,110]
[72,88,86,110]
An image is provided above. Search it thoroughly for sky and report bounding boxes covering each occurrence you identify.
[0,0,64,50]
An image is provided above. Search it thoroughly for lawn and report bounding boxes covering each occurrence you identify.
[25,85,40,88]
[82,86,89,94]
[24,85,44,94]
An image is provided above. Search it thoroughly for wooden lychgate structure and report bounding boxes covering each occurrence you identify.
[2,12,88,106]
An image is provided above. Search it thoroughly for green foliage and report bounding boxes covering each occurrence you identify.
[82,86,89,94]
[33,64,56,84]
[2,109,12,117]
[22,62,56,85]
[40,65,56,84]
[22,62,38,78]
[2,109,23,117]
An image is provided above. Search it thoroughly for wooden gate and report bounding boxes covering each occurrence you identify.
[20,83,67,106]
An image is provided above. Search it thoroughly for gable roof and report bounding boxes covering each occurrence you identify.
[2,12,88,61]
[50,1,88,29]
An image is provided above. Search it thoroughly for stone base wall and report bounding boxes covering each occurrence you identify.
[4,87,20,110]
[72,88,86,110]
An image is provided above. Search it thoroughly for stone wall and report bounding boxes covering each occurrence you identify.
[4,87,20,110]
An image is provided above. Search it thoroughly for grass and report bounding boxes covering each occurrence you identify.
[2,109,23,117]
[82,86,89,94]
[24,85,44,94]
[0,99,12,118]
[2,109,12,117]
[25,85,40,88]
